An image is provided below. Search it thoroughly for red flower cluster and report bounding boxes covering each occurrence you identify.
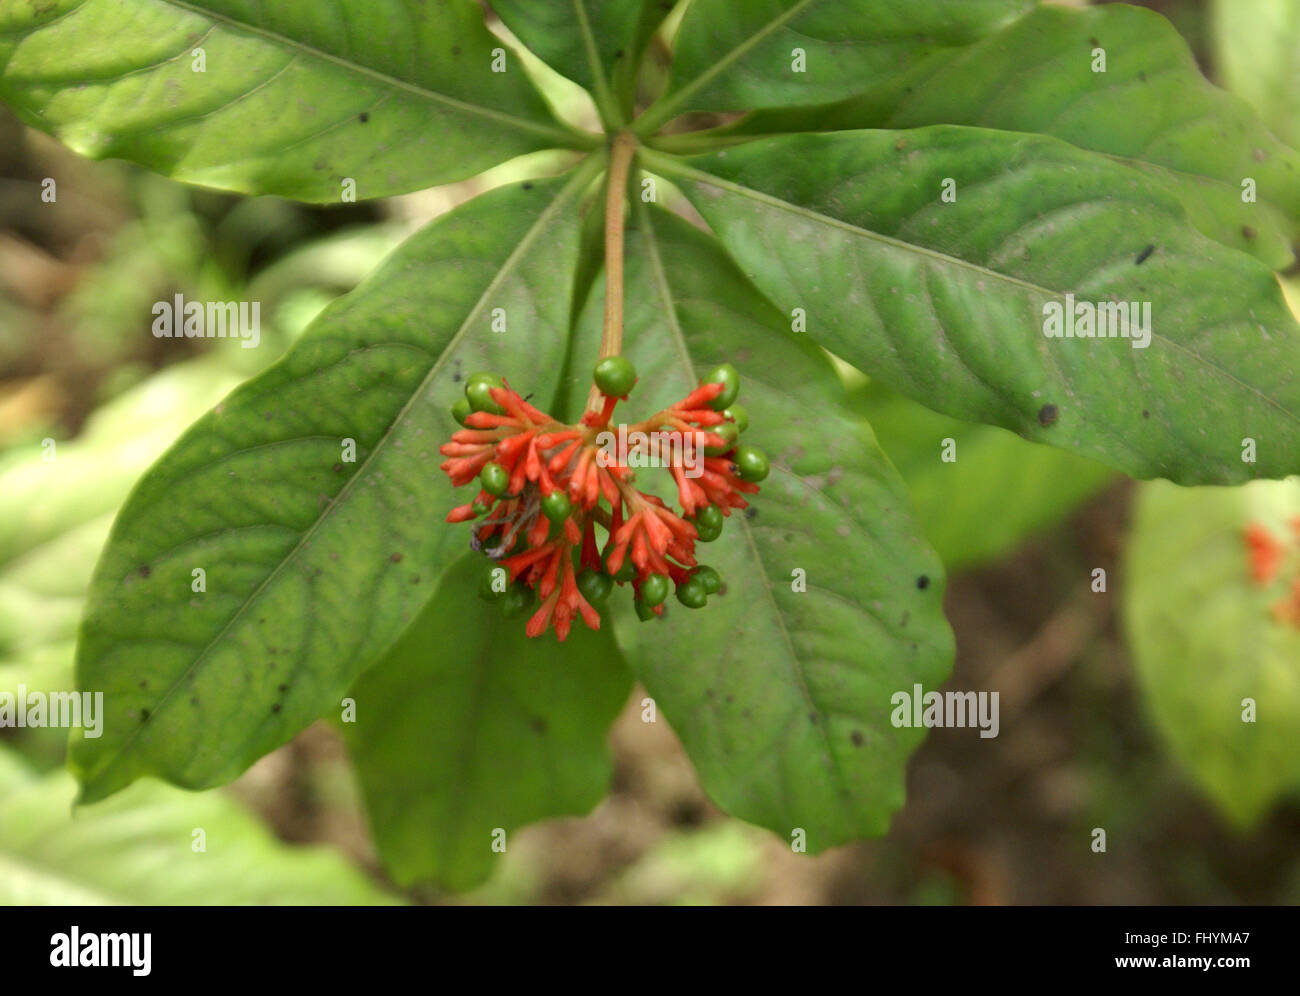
[439,366,764,639]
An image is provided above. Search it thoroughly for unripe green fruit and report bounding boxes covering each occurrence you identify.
[480,462,510,496]
[724,404,749,434]
[703,363,740,411]
[705,421,739,457]
[470,500,490,516]
[577,569,613,604]
[607,555,637,582]
[593,355,637,397]
[733,445,770,482]
[694,565,722,595]
[675,576,708,608]
[634,598,657,621]
[478,564,508,601]
[465,371,505,414]
[640,573,669,607]
[541,491,572,524]
[451,397,473,426]
[695,504,724,533]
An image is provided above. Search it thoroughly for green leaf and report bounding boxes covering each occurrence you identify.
[579,205,952,849]
[345,553,631,892]
[492,0,666,126]
[70,162,600,803]
[851,382,1114,572]
[647,127,1300,484]
[1124,477,1300,826]
[728,4,1300,268]
[637,0,1033,130]
[0,0,585,201]
[1212,0,1300,150]
[0,747,401,904]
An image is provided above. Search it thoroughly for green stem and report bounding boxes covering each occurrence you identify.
[585,131,639,414]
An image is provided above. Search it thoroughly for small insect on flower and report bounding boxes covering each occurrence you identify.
[438,359,767,639]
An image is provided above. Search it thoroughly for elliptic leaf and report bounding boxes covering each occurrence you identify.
[1125,477,1300,826]
[345,553,632,892]
[730,4,1300,267]
[649,128,1300,484]
[574,205,953,849]
[637,0,1033,129]
[70,163,600,803]
[0,0,583,200]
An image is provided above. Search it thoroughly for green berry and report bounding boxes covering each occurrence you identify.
[577,569,613,604]
[470,500,490,517]
[465,371,505,414]
[640,573,669,607]
[541,491,572,524]
[675,576,708,609]
[611,558,637,582]
[451,397,473,426]
[694,565,722,595]
[733,445,770,482]
[695,504,724,533]
[501,584,532,618]
[593,355,637,397]
[724,405,749,434]
[702,363,739,411]
[634,598,658,621]
[480,462,510,496]
[478,564,508,601]
[705,421,739,457]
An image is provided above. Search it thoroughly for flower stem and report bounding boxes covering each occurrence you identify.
[586,130,639,414]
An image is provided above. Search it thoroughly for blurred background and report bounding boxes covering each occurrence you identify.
[1,0,1298,904]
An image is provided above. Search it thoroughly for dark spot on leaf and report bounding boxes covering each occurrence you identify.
[140,709,150,721]
[1089,36,1099,47]
[278,684,287,693]
[614,49,624,59]
[894,137,907,151]
[271,703,281,713]
[332,463,343,473]
[390,552,403,563]
[358,112,369,123]
[1138,71,1147,82]
[916,575,930,590]
[190,697,199,707]
[725,694,734,704]
[1135,244,1155,265]
[744,506,757,520]
[139,565,151,578]
[705,688,715,699]
[851,730,864,747]
[412,575,421,584]
[901,610,910,627]
[451,45,461,56]
[452,371,462,382]
[530,717,547,734]
[522,181,533,190]
[1243,225,1257,240]
[808,712,818,723]
[1142,409,1150,419]
[138,680,147,689]
[1037,403,1059,427]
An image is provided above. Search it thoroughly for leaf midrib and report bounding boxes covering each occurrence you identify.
[156,0,578,146]
[646,150,1300,430]
[80,158,604,795]
[637,0,822,132]
[634,199,854,808]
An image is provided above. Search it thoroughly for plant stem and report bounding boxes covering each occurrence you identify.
[586,130,639,414]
